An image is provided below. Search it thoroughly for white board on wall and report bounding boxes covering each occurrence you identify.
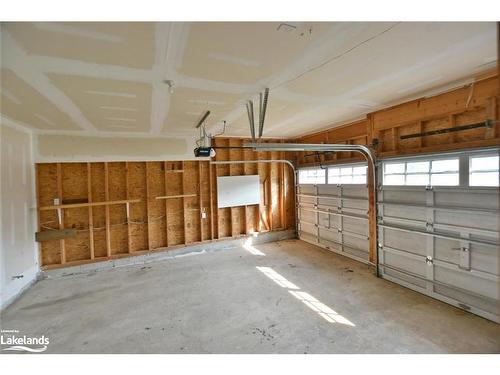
[217,175,260,208]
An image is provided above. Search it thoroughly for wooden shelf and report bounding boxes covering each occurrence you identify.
[155,194,197,200]
[39,199,141,211]
[165,170,184,173]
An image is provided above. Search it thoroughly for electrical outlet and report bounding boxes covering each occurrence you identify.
[201,212,207,219]
[54,198,60,205]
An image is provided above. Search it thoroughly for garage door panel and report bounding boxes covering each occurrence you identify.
[299,209,316,224]
[298,177,369,265]
[384,267,428,289]
[434,266,499,300]
[299,222,316,236]
[318,238,342,252]
[342,200,368,212]
[434,190,498,210]
[318,227,342,243]
[299,230,317,244]
[299,195,316,205]
[470,244,499,275]
[383,228,427,256]
[317,184,341,196]
[383,205,427,221]
[435,211,498,232]
[379,169,499,322]
[299,185,316,195]
[343,235,369,253]
[433,284,499,316]
[384,251,427,277]
[382,189,426,204]
[434,238,461,263]
[342,245,369,260]
[318,216,342,230]
[343,217,368,236]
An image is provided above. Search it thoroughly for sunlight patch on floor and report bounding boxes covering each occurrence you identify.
[255,265,355,326]
[289,290,355,326]
[256,266,300,289]
[243,238,266,256]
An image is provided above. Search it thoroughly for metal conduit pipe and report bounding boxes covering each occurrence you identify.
[209,159,298,239]
[243,142,380,276]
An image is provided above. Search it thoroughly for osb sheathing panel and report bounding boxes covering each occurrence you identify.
[295,76,499,166]
[199,161,211,241]
[184,161,201,243]
[147,162,167,249]
[61,163,90,262]
[36,139,294,268]
[108,162,128,255]
[90,163,107,258]
[127,162,148,252]
[37,163,61,265]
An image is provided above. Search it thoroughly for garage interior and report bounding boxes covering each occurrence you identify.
[0,21,499,354]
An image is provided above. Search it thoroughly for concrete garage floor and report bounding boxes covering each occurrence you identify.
[1,239,499,354]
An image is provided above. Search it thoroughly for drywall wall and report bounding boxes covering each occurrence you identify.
[0,123,39,309]
[2,22,496,138]
[34,133,201,162]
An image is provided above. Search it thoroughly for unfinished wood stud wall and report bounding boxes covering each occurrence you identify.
[36,147,294,269]
[295,75,499,168]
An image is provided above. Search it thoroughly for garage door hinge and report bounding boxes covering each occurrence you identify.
[425,222,434,231]
[425,256,433,265]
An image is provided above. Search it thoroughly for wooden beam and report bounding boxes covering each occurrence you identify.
[36,228,77,242]
[486,96,497,139]
[87,163,95,259]
[280,150,286,230]
[39,199,141,211]
[145,162,151,251]
[198,161,203,242]
[242,141,249,235]
[125,162,132,253]
[182,161,188,244]
[104,162,111,258]
[56,163,66,264]
[209,161,214,240]
[34,164,42,266]
[155,194,197,200]
[164,161,169,247]
[267,159,273,231]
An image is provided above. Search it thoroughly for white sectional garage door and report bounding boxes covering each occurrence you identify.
[377,151,499,322]
[297,152,499,323]
[297,167,370,264]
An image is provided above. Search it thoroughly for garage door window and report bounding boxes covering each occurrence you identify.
[469,155,499,187]
[298,168,325,184]
[328,165,367,184]
[384,158,459,186]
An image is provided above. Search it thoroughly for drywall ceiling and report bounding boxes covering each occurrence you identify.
[0,22,497,138]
